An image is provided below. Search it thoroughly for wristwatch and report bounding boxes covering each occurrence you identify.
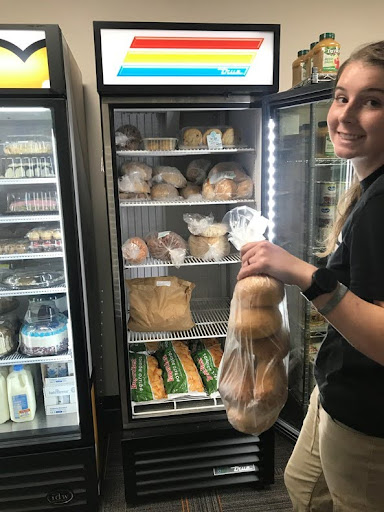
[302,268,338,301]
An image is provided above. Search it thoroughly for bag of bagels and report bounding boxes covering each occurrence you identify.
[218,206,289,435]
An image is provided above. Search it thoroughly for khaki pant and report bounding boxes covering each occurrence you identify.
[284,386,384,511]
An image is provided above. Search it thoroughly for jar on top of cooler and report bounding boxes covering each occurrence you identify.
[312,33,340,75]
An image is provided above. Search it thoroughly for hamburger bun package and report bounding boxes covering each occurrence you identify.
[218,206,290,435]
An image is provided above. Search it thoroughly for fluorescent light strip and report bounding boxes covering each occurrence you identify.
[267,118,276,243]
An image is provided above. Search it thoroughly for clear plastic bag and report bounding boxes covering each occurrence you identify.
[183,213,214,235]
[218,206,289,435]
[144,231,187,267]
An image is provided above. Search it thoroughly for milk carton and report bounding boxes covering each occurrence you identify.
[7,364,36,422]
[0,373,10,424]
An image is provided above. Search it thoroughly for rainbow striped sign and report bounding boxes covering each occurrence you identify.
[118,36,264,78]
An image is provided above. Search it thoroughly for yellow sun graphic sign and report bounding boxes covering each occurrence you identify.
[0,38,50,89]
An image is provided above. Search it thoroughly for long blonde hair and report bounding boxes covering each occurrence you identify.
[320,41,384,256]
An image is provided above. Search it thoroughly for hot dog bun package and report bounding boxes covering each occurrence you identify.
[218,206,290,435]
[157,341,205,398]
[126,276,195,332]
[130,352,167,402]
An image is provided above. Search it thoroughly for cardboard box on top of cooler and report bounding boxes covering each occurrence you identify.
[41,361,78,415]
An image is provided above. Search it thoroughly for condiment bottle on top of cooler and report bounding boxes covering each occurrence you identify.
[305,41,318,79]
[7,364,36,422]
[292,49,309,87]
[313,33,340,75]
[0,372,10,424]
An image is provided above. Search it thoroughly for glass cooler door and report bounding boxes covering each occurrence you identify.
[0,106,80,443]
[266,94,352,437]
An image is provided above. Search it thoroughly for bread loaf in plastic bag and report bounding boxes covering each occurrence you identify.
[218,206,289,435]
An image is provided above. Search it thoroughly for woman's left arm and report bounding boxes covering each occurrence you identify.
[239,240,384,366]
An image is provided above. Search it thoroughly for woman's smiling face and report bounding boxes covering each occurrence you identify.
[327,61,384,176]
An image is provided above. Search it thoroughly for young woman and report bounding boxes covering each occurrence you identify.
[238,41,384,511]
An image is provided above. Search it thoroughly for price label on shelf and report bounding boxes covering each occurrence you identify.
[206,130,223,150]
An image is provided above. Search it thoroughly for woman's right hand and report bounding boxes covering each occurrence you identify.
[239,240,316,290]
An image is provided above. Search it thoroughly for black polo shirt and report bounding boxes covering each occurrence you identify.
[315,164,384,437]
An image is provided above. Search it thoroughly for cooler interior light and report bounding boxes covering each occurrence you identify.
[267,118,276,243]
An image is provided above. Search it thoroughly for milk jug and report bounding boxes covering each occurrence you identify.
[0,373,10,424]
[0,366,8,379]
[7,364,36,422]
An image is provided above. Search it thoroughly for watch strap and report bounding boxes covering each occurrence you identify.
[318,282,348,316]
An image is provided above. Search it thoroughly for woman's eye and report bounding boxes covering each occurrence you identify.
[334,95,347,103]
[366,99,381,107]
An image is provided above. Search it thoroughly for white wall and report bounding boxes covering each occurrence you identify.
[2,0,384,395]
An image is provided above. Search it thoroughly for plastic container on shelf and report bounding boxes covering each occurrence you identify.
[0,155,55,179]
[292,49,309,87]
[0,373,10,424]
[313,33,340,75]
[0,268,65,289]
[179,125,241,149]
[316,121,335,157]
[305,41,318,80]
[3,136,52,155]
[19,296,68,357]
[6,190,58,213]
[142,138,178,151]
[25,225,62,252]
[7,364,36,422]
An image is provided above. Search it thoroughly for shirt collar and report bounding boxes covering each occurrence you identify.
[360,164,384,192]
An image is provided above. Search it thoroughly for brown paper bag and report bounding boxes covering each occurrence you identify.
[126,276,195,332]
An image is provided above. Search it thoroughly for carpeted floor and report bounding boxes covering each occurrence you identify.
[100,430,295,511]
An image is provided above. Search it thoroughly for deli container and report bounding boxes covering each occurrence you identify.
[142,138,178,151]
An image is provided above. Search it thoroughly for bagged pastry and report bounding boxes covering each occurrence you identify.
[158,341,205,398]
[145,231,187,267]
[180,183,202,200]
[185,159,211,185]
[115,125,142,150]
[153,166,187,189]
[202,162,254,200]
[218,206,289,435]
[151,183,180,201]
[126,276,195,332]
[122,237,148,264]
[120,161,152,181]
[130,352,167,401]
[118,175,150,194]
[188,234,230,261]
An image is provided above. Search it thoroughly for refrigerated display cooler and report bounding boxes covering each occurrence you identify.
[0,24,98,511]
[94,21,349,503]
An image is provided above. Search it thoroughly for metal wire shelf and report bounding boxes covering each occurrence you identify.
[124,252,241,269]
[120,198,254,207]
[127,297,230,343]
[0,252,63,261]
[0,214,60,224]
[0,283,67,297]
[117,146,255,157]
[0,351,72,366]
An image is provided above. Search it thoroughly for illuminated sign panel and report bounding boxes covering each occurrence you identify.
[100,28,275,87]
[0,30,50,89]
